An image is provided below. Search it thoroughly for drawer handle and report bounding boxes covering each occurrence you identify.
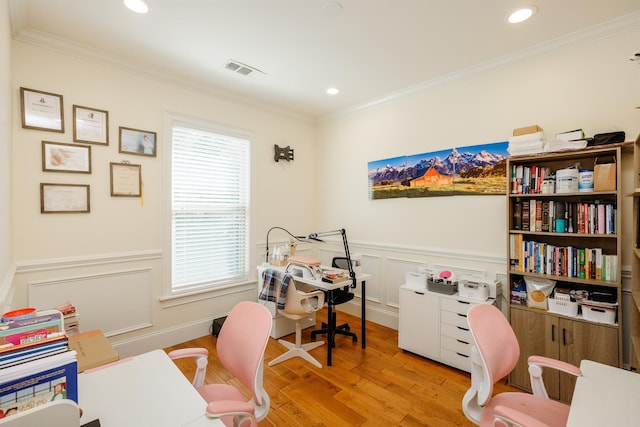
[457,313,467,318]
[457,326,469,332]
[456,352,470,358]
[414,291,425,295]
[457,300,471,305]
[456,339,469,345]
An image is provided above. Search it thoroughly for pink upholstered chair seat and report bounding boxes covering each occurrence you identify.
[481,392,570,427]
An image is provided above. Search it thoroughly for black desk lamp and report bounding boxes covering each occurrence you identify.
[305,229,356,288]
[264,226,312,263]
[265,227,356,287]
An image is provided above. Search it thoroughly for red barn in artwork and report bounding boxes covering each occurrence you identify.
[410,166,452,187]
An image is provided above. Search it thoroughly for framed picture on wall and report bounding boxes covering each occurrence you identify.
[110,162,142,197]
[42,141,91,173]
[40,183,90,213]
[20,87,65,132]
[73,105,109,145]
[118,127,157,157]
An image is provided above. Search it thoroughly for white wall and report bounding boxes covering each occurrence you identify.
[0,0,13,314]
[317,27,640,264]
[314,27,640,356]
[10,40,319,356]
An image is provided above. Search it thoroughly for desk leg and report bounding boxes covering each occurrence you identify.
[361,280,366,349]
[327,289,334,366]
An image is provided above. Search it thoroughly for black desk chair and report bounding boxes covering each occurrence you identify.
[311,257,358,346]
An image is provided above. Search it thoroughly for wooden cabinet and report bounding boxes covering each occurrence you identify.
[398,285,493,372]
[630,134,640,371]
[506,144,630,403]
[510,306,618,402]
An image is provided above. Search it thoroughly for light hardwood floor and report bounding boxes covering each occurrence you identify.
[164,308,520,426]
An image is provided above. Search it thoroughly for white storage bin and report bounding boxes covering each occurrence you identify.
[581,303,617,325]
[548,294,578,317]
[405,271,427,288]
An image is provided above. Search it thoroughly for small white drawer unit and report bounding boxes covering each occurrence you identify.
[398,284,494,373]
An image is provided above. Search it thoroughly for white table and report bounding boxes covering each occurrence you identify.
[288,269,371,367]
[260,263,370,366]
[78,349,224,427]
[567,360,640,426]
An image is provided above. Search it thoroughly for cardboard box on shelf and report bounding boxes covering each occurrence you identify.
[513,125,542,136]
[68,329,118,372]
[594,158,617,192]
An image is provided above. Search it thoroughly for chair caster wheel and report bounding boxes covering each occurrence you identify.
[353,336,358,343]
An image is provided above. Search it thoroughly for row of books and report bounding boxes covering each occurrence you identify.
[0,309,78,419]
[510,164,553,194]
[509,234,618,281]
[513,199,616,235]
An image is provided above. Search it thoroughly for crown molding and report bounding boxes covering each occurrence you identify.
[325,10,640,121]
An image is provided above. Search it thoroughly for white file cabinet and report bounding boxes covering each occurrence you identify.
[398,284,494,373]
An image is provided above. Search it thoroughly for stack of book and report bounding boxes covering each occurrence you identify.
[55,301,80,336]
[508,125,545,156]
[0,309,78,418]
[321,270,349,284]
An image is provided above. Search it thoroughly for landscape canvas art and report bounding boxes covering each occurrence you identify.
[368,141,508,200]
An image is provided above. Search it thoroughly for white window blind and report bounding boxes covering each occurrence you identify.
[171,125,250,293]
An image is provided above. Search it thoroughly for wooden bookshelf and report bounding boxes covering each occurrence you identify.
[506,144,629,403]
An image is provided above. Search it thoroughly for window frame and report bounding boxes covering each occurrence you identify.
[162,113,252,301]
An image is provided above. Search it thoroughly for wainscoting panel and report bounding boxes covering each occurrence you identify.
[385,257,428,307]
[28,268,152,337]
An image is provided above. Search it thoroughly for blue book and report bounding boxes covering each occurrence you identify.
[0,350,77,417]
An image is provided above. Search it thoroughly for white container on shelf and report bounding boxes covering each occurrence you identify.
[548,294,578,317]
[581,303,617,325]
[556,167,579,193]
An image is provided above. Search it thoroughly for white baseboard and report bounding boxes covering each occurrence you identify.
[111,317,214,358]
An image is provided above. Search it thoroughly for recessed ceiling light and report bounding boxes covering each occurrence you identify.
[324,2,343,17]
[507,6,537,24]
[124,0,150,14]
[326,87,340,95]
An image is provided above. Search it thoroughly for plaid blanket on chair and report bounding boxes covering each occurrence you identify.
[259,268,292,309]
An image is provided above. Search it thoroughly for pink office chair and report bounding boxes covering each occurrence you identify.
[168,301,273,427]
[462,304,582,427]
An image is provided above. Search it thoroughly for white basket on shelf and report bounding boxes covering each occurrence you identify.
[548,293,578,317]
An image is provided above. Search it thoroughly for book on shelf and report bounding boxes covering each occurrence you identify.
[521,200,530,231]
[513,201,522,230]
[0,350,77,418]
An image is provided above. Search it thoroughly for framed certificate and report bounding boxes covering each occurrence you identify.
[110,162,142,197]
[40,183,90,213]
[42,141,91,173]
[73,105,109,145]
[20,87,65,132]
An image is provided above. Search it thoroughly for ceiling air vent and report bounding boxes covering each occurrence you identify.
[224,60,266,77]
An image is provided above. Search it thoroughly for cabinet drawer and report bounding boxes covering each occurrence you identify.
[440,348,472,372]
[441,298,474,315]
[441,335,472,356]
[441,322,472,342]
[441,310,469,329]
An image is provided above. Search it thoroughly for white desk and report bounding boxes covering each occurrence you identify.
[259,264,370,366]
[289,270,370,367]
[78,349,224,427]
[567,360,640,426]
